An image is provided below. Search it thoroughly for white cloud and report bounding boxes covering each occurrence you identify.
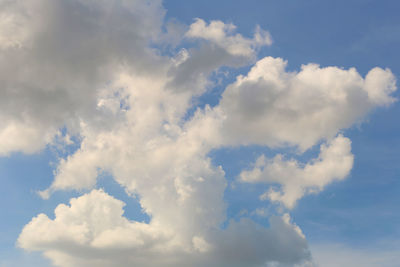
[0,0,396,266]
[19,189,311,267]
[186,18,272,58]
[217,57,396,150]
[167,19,272,96]
[364,67,397,106]
[0,0,165,155]
[240,135,354,209]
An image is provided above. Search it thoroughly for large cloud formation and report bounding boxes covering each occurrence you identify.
[0,0,396,266]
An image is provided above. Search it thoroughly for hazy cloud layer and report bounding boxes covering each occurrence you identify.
[0,0,396,266]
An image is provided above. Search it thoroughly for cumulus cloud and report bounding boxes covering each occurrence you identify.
[217,57,396,150]
[186,18,272,58]
[0,0,395,266]
[19,189,311,267]
[19,40,308,266]
[240,135,354,209]
[168,19,272,95]
[0,0,165,155]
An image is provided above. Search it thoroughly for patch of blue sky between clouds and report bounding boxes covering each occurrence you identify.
[0,151,68,267]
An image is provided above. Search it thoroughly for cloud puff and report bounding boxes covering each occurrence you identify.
[240,135,354,209]
[19,189,311,267]
[217,57,396,150]
[168,19,272,95]
[186,18,272,58]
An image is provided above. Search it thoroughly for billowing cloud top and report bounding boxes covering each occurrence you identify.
[0,0,396,267]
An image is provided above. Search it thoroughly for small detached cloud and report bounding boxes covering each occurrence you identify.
[240,135,354,209]
[186,18,272,58]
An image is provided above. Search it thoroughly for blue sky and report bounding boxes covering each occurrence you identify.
[1,0,400,266]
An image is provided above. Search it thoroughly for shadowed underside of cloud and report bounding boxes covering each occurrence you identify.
[18,189,311,267]
[0,0,396,266]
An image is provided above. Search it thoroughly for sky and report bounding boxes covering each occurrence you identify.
[0,0,399,266]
